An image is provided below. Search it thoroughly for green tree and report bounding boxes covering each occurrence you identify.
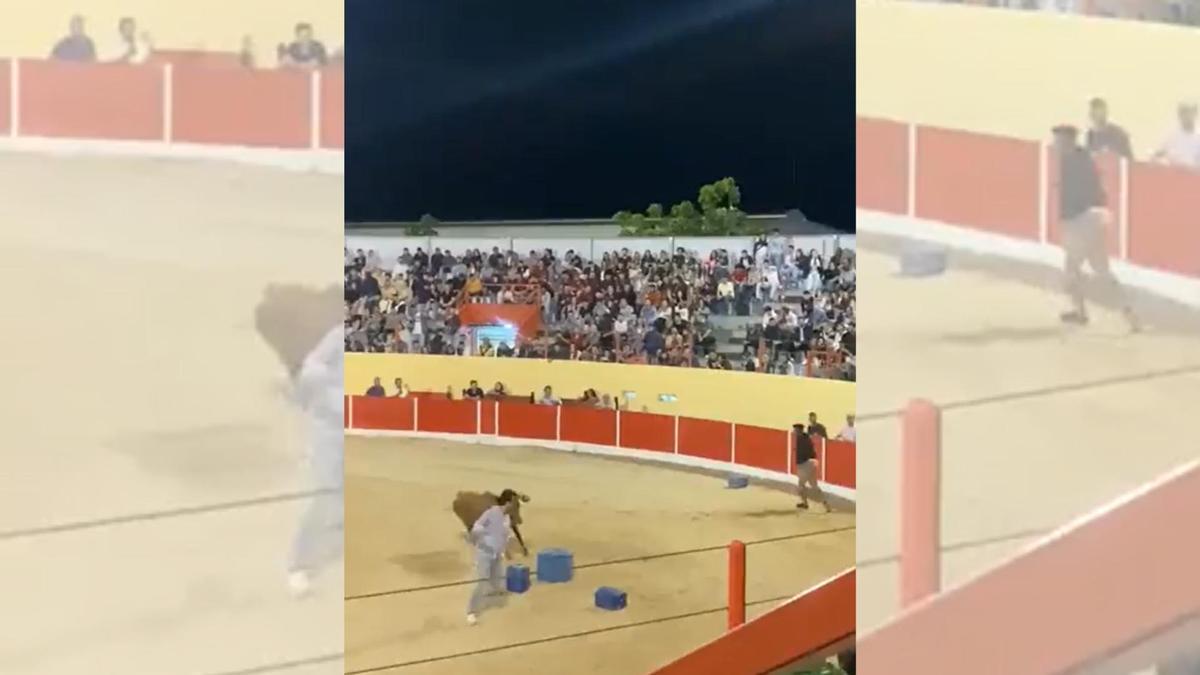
[406,213,440,236]
[616,178,757,237]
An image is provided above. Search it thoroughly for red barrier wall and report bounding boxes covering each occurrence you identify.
[172,65,310,148]
[678,417,733,463]
[345,395,857,493]
[416,398,478,435]
[1127,162,1200,277]
[619,411,676,454]
[824,440,856,489]
[856,117,908,215]
[480,400,497,435]
[497,401,557,441]
[352,396,415,431]
[651,569,856,675]
[733,425,789,474]
[319,67,344,149]
[559,405,618,446]
[914,127,1041,241]
[20,60,163,141]
[858,116,1200,282]
[3,58,342,152]
[0,60,10,135]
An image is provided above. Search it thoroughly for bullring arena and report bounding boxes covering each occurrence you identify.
[855,2,1200,670]
[342,347,857,673]
[0,42,345,675]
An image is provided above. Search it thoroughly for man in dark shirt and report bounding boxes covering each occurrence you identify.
[1084,98,1133,159]
[365,377,386,397]
[807,412,828,439]
[283,22,328,68]
[50,15,96,62]
[793,423,830,512]
[464,380,485,399]
[1052,125,1138,330]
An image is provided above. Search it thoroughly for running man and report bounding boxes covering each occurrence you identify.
[1051,124,1139,331]
[794,423,830,513]
[285,323,345,596]
[453,489,531,557]
[464,490,522,625]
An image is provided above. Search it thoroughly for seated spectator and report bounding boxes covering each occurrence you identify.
[110,17,152,64]
[538,386,560,406]
[489,381,508,397]
[496,340,514,357]
[1151,102,1200,169]
[50,15,96,62]
[478,337,494,357]
[281,22,328,68]
[238,35,256,68]
[836,414,856,442]
[464,380,485,399]
[365,377,386,397]
[393,377,410,397]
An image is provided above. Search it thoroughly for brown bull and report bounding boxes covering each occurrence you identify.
[453,489,531,557]
[254,283,342,378]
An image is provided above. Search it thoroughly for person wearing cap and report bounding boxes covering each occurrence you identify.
[1085,98,1133,159]
[1052,124,1139,330]
[793,423,831,513]
[1151,102,1200,168]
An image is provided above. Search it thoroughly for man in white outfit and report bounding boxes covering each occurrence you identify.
[285,324,345,596]
[466,491,519,625]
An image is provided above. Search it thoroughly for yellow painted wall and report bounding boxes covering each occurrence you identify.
[5,2,343,63]
[858,0,1197,156]
[345,354,855,431]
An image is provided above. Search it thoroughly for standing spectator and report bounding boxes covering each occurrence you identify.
[50,15,96,62]
[238,35,256,69]
[807,412,828,439]
[281,22,329,68]
[538,386,560,406]
[1052,124,1139,329]
[1151,102,1200,169]
[392,378,410,397]
[365,377,386,397]
[110,17,152,64]
[1084,98,1133,159]
[836,414,856,442]
[793,423,831,513]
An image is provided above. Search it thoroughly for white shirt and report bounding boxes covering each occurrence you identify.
[109,36,151,64]
[837,426,856,442]
[1157,129,1200,168]
[296,325,344,422]
[471,505,508,557]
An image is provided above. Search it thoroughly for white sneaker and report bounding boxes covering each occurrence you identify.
[466,613,478,626]
[288,571,312,598]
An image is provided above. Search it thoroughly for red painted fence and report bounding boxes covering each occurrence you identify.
[343,395,857,493]
[0,58,342,150]
[856,116,1200,279]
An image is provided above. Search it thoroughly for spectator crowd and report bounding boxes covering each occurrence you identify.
[912,0,1200,26]
[344,232,856,382]
[47,14,342,69]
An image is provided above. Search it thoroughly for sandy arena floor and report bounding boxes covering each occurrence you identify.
[855,237,1200,634]
[0,152,343,675]
[344,436,856,675]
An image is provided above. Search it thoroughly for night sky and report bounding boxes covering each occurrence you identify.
[346,0,853,230]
